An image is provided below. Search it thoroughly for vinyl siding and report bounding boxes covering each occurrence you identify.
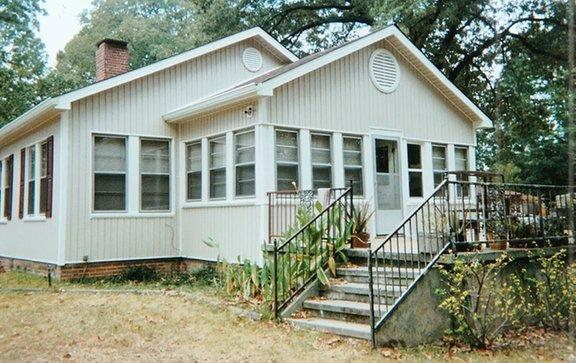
[65,39,284,263]
[0,117,61,263]
[269,39,475,145]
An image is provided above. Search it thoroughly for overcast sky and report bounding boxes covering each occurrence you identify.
[39,0,93,67]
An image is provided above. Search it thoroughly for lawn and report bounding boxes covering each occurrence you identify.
[0,272,574,362]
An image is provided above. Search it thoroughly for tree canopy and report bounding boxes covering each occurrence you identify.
[1,0,573,185]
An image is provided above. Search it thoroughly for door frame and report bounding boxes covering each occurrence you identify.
[370,128,406,235]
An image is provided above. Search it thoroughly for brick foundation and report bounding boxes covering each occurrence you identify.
[0,256,213,281]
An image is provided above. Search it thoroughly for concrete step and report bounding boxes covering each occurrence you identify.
[321,282,401,304]
[337,266,424,278]
[286,317,371,340]
[345,248,433,266]
[303,299,386,318]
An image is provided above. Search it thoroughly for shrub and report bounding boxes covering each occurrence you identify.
[117,265,160,282]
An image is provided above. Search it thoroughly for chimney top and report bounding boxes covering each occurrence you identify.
[95,38,130,82]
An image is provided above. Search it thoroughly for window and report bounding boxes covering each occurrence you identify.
[93,136,127,212]
[0,160,3,219]
[432,144,447,187]
[209,136,226,199]
[407,143,423,197]
[311,133,332,190]
[27,146,36,215]
[235,130,255,197]
[455,146,469,197]
[3,155,13,220]
[186,142,202,201]
[39,142,48,214]
[276,130,299,191]
[140,139,170,211]
[343,136,363,195]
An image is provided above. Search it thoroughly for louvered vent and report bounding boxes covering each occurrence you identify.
[370,49,400,93]
[243,47,263,72]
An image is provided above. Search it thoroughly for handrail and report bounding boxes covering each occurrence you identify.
[273,186,354,319]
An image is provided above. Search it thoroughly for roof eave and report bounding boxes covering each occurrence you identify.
[0,98,63,145]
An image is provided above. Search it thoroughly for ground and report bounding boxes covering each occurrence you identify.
[0,272,574,362]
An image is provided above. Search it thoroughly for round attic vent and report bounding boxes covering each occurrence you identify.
[243,47,263,72]
[369,49,400,93]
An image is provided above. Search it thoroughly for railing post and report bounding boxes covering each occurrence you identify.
[273,238,278,320]
[367,247,376,349]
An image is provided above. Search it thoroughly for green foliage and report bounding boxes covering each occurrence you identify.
[0,0,47,127]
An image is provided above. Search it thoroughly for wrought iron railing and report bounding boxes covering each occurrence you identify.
[273,186,354,318]
[268,187,349,244]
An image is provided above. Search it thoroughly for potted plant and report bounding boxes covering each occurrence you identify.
[488,213,508,251]
[350,203,374,248]
[509,218,538,248]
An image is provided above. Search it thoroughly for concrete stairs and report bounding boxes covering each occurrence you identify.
[286,249,423,340]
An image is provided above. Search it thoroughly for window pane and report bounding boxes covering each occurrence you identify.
[94,137,126,172]
[186,143,202,172]
[141,174,170,210]
[276,131,298,163]
[432,145,446,170]
[409,171,423,197]
[312,165,331,189]
[27,181,35,214]
[434,172,445,187]
[236,165,255,197]
[407,144,421,169]
[311,134,331,164]
[345,168,363,195]
[141,139,169,174]
[210,169,226,199]
[40,142,47,177]
[28,147,35,178]
[187,172,201,200]
[276,130,298,147]
[94,174,126,211]
[455,147,468,171]
[277,164,298,191]
[235,131,255,164]
[210,137,226,168]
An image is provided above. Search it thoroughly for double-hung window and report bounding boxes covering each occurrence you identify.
[39,141,48,214]
[407,143,423,197]
[93,136,127,212]
[209,136,226,199]
[27,146,36,215]
[3,155,13,220]
[186,142,202,201]
[0,160,3,219]
[140,139,170,211]
[343,136,363,195]
[455,146,469,197]
[276,130,299,191]
[311,133,332,190]
[235,130,255,197]
[432,144,447,187]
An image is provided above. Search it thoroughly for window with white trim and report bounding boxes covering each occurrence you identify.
[311,133,332,190]
[26,146,36,215]
[432,144,447,187]
[93,135,127,212]
[209,135,226,199]
[407,143,423,197]
[140,139,170,211]
[455,146,469,197]
[275,130,299,191]
[343,136,363,195]
[186,141,202,201]
[0,160,3,218]
[235,130,255,197]
[39,141,48,214]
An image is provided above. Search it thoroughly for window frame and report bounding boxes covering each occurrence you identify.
[26,145,37,216]
[432,144,447,188]
[310,132,333,190]
[139,137,171,213]
[92,134,128,213]
[185,140,203,202]
[234,128,256,198]
[0,159,4,222]
[407,143,424,198]
[342,135,364,196]
[209,134,227,200]
[275,129,300,191]
[454,145,470,197]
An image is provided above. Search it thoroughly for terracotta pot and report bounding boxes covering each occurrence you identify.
[352,232,370,248]
[489,241,508,251]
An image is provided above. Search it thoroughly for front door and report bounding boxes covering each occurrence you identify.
[374,138,403,235]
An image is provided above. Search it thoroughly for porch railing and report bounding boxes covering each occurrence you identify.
[273,186,354,318]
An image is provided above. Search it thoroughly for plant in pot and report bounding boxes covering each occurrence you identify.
[488,212,509,251]
[350,202,375,248]
[508,218,539,248]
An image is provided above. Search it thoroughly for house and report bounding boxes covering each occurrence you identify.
[0,25,492,279]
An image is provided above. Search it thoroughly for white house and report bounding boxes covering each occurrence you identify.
[0,25,492,279]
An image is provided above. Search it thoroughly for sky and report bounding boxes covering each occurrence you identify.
[38,0,94,67]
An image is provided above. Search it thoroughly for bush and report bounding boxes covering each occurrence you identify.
[117,265,160,282]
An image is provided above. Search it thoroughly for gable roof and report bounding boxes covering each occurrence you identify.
[165,25,493,129]
[0,27,297,144]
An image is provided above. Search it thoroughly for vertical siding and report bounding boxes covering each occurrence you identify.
[180,104,256,140]
[0,118,61,263]
[181,205,261,262]
[65,39,285,263]
[269,40,475,145]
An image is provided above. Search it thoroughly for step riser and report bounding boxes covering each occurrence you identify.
[347,256,429,268]
[288,319,371,340]
[321,291,397,305]
[340,275,415,286]
[302,308,372,324]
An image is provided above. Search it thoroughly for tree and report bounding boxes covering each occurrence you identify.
[0,0,47,127]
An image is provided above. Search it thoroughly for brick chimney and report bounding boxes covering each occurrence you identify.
[95,39,129,81]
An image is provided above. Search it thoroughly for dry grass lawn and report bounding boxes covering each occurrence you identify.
[0,272,575,362]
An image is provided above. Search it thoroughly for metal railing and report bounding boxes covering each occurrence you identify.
[268,187,349,244]
[273,186,354,318]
